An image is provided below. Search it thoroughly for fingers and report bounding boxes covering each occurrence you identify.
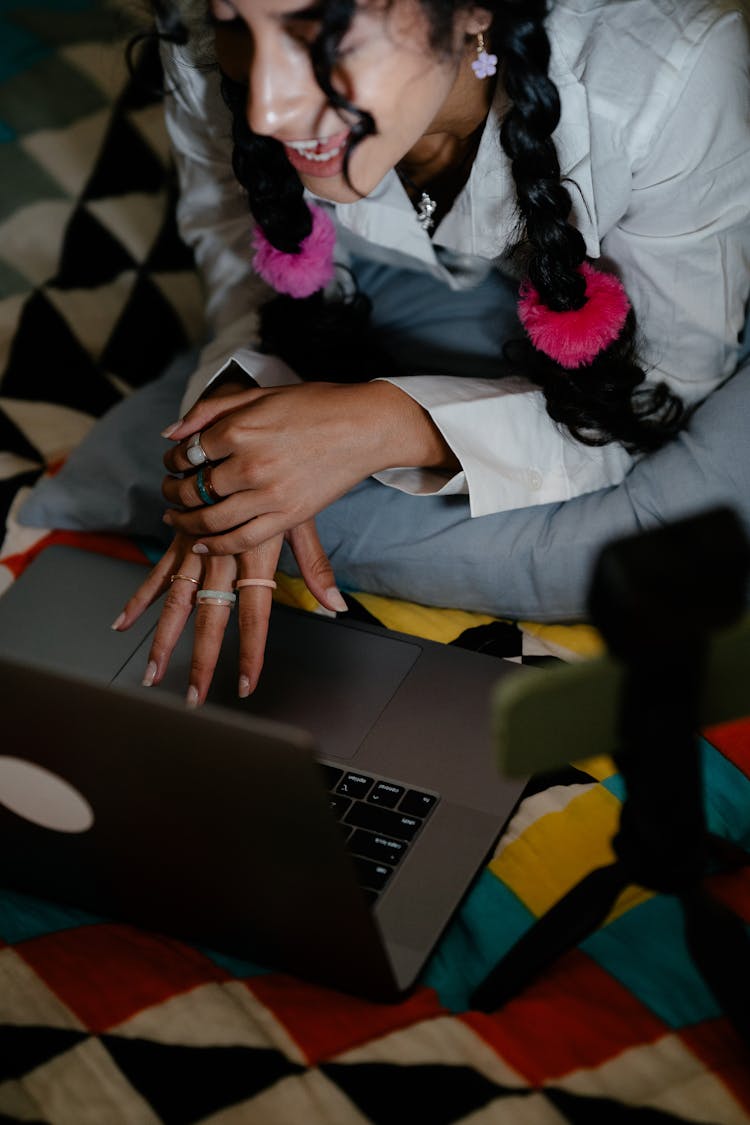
[187,554,237,707]
[161,387,259,448]
[235,536,284,698]
[190,513,289,558]
[162,398,257,474]
[288,520,347,613]
[163,488,274,539]
[111,535,184,632]
[144,554,204,690]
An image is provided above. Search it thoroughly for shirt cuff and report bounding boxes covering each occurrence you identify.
[373,375,634,517]
[180,335,301,414]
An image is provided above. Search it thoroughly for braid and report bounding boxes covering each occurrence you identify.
[497,0,684,452]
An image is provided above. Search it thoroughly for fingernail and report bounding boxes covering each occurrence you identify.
[186,685,199,708]
[142,660,157,687]
[163,511,174,526]
[160,420,182,438]
[192,543,209,555]
[111,612,125,631]
[238,675,251,699]
[325,586,348,613]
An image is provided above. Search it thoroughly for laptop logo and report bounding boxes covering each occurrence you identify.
[0,757,94,833]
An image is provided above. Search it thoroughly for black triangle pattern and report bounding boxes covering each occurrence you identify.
[451,620,523,658]
[320,1062,528,1125]
[101,1035,303,1125]
[519,764,599,801]
[0,465,43,533]
[0,1024,89,1082]
[0,1114,46,1125]
[83,114,166,201]
[1,292,120,417]
[0,406,44,465]
[544,1087,695,1124]
[144,186,196,274]
[49,204,136,290]
[100,275,189,388]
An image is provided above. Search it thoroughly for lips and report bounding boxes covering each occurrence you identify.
[282,130,351,177]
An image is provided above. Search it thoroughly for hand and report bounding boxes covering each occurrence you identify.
[113,519,344,705]
[159,380,456,556]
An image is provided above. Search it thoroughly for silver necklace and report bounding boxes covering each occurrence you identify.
[395,166,438,233]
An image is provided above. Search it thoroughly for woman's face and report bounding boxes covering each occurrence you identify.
[210,0,490,202]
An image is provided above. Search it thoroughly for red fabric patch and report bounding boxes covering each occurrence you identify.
[703,719,750,779]
[462,950,666,1085]
[17,924,230,1031]
[681,1018,750,1115]
[246,974,444,1064]
[1,531,149,581]
[704,869,750,924]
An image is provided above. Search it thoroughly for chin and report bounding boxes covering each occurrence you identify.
[301,163,382,205]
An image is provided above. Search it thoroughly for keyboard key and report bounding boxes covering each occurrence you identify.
[344,802,421,841]
[328,794,352,819]
[353,857,392,892]
[399,789,438,818]
[336,772,375,799]
[349,829,407,866]
[319,764,344,790]
[367,782,404,808]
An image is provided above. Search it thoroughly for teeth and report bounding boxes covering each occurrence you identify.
[285,138,344,161]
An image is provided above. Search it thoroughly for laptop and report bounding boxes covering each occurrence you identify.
[0,545,529,999]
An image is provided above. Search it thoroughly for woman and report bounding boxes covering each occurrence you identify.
[115,0,750,705]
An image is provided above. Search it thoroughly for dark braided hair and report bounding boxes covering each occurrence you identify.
[149,0,686,451]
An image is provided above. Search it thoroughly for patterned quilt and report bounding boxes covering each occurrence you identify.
[1,4,749,1122]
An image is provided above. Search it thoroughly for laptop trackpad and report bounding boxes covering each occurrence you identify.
[118,605,420,761]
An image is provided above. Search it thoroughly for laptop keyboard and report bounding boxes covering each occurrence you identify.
[319,764,439,904]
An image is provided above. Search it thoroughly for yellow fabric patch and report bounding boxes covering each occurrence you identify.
[491,785,624,918]
[572,754,618,781]
[351,591,498,644]
[518,620,605,660]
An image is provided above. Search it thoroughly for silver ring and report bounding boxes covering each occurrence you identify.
[186,432,208,467]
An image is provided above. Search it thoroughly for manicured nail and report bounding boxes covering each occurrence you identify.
[162,511,174,526]
[186,685,199,708]
[192,543,209,555]
[160,420,182,438]
[142,661,157,687]
[238,675,251,699]
[111,612,125,631]
[325,586,348,613]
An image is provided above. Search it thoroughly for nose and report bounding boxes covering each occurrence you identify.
[246,37,318,139]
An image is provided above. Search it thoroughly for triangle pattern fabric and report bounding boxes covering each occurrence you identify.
[82,113,165,201]
[0,1024,89,1082]
[101,274,189,388]
[320,1062,525,1125]
[145,192,196,273]
[0,404,43,465]
[101,1035,304,1125]
[50,204,136,290]
[1,291,120,417]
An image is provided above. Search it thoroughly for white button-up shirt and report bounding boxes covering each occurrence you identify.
[162,0,750,516]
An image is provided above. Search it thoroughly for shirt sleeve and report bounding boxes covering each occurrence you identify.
[159,43,289,413]
[373,9,750,518]
[601,8,750,406]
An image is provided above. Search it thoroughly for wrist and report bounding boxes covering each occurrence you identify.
[363,380,460,472]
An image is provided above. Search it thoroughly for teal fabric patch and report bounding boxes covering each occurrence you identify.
[582,893,725,1028]
[0,20,50,85]
[0,888,103,944]
[199,946,273,979]
[700,736,750,846]
[420,869,535,1012]
[0,52,107,136]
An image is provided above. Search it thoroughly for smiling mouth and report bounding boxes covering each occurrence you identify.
[283,131,350,163]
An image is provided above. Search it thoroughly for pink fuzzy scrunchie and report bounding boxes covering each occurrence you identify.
[518,262,630,369]
[251,203,336,299]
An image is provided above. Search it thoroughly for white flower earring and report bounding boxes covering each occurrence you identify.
[471,32,498,79]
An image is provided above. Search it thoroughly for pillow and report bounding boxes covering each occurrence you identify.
[17,350,194,544]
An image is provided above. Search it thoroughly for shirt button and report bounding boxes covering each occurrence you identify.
[528,470,543,491]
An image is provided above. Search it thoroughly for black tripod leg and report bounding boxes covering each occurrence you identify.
[471,862,628,1012]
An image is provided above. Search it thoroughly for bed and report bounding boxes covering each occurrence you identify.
[1,4,749,1121]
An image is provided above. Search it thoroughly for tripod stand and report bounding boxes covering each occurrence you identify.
[471,509,750,1044]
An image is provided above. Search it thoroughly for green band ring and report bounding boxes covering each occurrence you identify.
[196,466,217,506]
